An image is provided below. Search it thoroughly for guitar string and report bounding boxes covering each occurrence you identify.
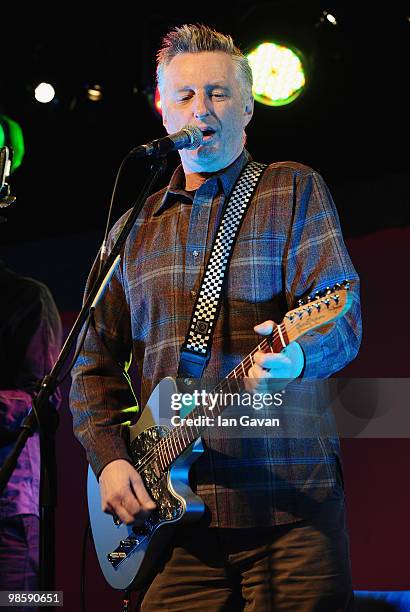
[133,294,342,474]
[133,327,283,474]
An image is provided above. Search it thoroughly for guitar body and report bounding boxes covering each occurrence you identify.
[87,377,205,590]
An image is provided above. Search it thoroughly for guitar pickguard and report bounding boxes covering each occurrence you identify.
[106,426,185,571]
[130,426,184,526]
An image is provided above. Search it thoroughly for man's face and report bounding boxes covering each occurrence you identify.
[160,51,253,173]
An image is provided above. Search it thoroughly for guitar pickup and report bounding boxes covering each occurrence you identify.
[108,535,141,568]
[120,537,138,547]
[107,551,127,565]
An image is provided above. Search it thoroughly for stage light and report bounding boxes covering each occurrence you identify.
[324,11,337,26]
[247,42,306,107]
[0,115,25,172]
[34,82,56,104]
[317,10,338,27]
[144,85,163,119]
[87,84,103,102]
[154,86,162,116]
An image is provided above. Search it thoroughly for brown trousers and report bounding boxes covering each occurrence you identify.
[140,501,354,611]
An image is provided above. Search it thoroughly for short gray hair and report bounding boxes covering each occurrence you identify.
[156,23,253,101]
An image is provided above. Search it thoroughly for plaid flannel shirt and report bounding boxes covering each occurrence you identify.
[70,150,361,527]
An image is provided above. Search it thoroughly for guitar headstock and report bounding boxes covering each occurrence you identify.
[283,281,352,342]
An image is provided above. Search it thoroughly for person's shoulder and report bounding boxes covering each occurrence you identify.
[2,268,55,308]
[18,275,54,302]
[264,160,318,178]
[107,184,168,242]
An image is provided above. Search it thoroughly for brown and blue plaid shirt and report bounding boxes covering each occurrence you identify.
[70,150,361,527]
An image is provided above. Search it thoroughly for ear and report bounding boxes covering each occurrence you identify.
[243,95,254,127]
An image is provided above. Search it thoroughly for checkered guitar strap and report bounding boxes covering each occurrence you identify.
[178,161,267,379]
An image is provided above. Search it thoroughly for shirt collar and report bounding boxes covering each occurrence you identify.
[153,149,252,216]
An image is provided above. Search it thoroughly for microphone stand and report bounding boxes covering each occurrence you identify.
[0,155,167,610]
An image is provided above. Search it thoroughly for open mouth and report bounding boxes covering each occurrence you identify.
[201,128,216,141]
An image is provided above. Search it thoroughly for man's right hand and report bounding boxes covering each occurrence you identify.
[98,459,156,525]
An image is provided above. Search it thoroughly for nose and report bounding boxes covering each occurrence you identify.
[193,93,210,119]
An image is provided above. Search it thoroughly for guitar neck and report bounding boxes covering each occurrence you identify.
[156,282,352,471]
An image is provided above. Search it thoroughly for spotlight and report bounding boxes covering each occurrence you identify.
[34,82,56,104]
[247,42,307,107]
[318,10,338,26]
[324,11,338,26]
[144,85,163,119]
[87,84,103,102]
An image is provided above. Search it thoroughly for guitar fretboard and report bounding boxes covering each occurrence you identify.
[149,325,288,473]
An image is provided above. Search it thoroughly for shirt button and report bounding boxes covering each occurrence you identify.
[193,250,199,258]
[190,290,197,299]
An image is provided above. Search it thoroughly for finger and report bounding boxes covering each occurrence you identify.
[247,363,271,378]
[115,505,140,526]
[253,351,290,369]
[245,365,271,393]
[243,375,269,394]
[122,504,153,526]
[101,478,143,517]
[129,473,156,510]
[106,488,153,525]
[254,320,275,335]
[103,497,141,525]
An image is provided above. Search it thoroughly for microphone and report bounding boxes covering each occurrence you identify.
[129,125,203,158]
[0,147,16,208]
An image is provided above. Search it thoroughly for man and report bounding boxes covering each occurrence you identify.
[0,261,62,599]
[70,24,361,610]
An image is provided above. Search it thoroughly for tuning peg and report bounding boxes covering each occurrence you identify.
[298,299,304,306]
[342,280,350,290]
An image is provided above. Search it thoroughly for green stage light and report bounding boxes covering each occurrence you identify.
[0,115,25,172]
[247,42,306,107]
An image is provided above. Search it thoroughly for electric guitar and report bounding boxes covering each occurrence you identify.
[87,281,352,590]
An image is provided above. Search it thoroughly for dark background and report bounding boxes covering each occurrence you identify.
[1,3,409,247]
[1,4,410,610]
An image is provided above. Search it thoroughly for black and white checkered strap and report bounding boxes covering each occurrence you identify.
[178,161,267,379]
